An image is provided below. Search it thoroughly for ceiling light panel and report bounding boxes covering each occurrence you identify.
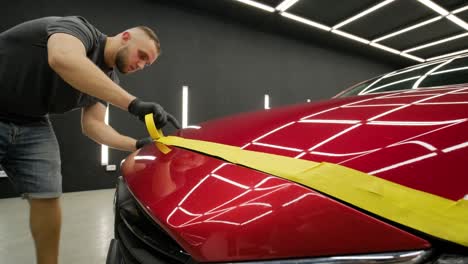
[251,0,284,6]
[372,16,442,43]
[341,0,435,40]
[452,4,468,14]
[446,14,468,30]
[403,32,468,53]
[427,48,468,61]
[410,36,468,59]
[233,0,275,12]
[331,29,370,44]
[285,0,381,26]
[400,53,425,63]
[433,0,468,11]
[380,19,464,50]
[333,0,395,29]
[281,12,331,31]
[456,9,468,23]
[275,0,300,12]
[370,42,400,54]
[230,0,468,64]
[417,0,450,15]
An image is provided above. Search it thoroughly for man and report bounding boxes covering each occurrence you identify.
[0,16,179,264]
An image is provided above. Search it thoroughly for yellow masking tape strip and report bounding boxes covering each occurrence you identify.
[145,114,468,246]
[144,114,171,154]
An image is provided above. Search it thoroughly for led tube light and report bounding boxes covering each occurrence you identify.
[233,0,275,12]
[403,32,468,53]
[452,5,468,14]
[372,16,442,43]
[417,0,449,16]
[400,53,425,62]
[370,42,400,54]
[281,12,331,31]
[447,14,468,30]
[182,86,188,128]
[332,29,370,44]
[101,105,109,165]
[333,0,395,29]
[427,48,468,61]
[275,0,300,12]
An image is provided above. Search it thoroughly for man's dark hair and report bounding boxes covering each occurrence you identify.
[137,26,161,53]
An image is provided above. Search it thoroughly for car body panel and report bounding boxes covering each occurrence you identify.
[120,86,468,261]
[123,147,430,262]
[175,86,468,200]
[111,49,468,263]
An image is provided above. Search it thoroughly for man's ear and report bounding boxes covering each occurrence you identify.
[121,31,131,43]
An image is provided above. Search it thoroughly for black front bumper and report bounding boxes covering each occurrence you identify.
[106,177,193,264]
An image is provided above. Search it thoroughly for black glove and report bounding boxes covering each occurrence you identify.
[128,98,181,129]
[136,137,154,149]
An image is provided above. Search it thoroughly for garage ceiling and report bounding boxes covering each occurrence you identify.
[232,0,468,63]
[157,0,468,66]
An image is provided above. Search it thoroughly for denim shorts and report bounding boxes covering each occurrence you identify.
[0,120,62,199]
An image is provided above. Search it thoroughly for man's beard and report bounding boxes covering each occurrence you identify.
[115,46,129,73]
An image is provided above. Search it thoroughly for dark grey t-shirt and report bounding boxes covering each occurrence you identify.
[0,16,119,123]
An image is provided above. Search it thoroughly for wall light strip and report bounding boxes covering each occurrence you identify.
[333,0,395,29]
[101,105,109,166]
[332,29,370,44]
[275,0,300,12]
[417,0,449,16]
[264,94,270,109]
[400,53,425,62]
[370,42,400,54]
[403,32,468,53]
[280,12,331,31]
[427,48,468,61]
[182,85,188,128]
[233,0,275,12]
[446,14,468,30]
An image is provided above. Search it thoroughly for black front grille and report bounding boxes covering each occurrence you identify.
[115,177,193,264]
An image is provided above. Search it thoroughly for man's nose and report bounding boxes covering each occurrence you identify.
[137,61,145,70]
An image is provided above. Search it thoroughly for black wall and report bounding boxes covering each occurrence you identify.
[1,0,403,198]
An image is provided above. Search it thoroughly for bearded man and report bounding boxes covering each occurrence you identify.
[0,16,180,264]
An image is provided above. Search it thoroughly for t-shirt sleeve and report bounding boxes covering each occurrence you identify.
[109,70,120,85]
[92,98,108,107]
[87,70,120,107]
[46,16,96,51]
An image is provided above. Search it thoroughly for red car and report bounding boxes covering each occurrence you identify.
[106,54,468,264]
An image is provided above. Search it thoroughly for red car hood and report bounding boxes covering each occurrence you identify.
[122,86,468,261]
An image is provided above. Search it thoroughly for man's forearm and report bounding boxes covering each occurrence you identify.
[49,53,135,111]
[83,120,137,152]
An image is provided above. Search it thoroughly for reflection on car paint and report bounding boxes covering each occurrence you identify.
[234,87,467,191]
[166,162,297,228]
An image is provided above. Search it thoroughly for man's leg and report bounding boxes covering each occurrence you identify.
[2,120,63,264]
[29,198,62,264]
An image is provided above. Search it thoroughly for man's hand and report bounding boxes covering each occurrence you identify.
[128,98,181,129]
[136,137,154,149]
